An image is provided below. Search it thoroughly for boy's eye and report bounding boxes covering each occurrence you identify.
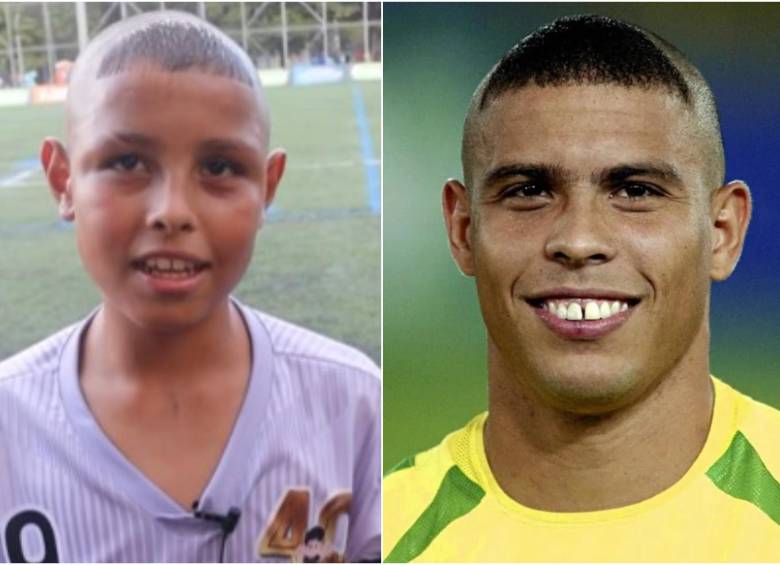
[202,157,241,178]
[108,154,144,173]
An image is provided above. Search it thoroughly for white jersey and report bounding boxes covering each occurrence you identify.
[0,301,380,563]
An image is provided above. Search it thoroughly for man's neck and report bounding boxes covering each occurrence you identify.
[484,338,714,512]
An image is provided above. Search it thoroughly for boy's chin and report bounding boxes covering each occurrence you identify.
[107,297,232,335]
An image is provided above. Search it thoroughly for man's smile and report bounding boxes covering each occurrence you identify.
[525,288,641,340]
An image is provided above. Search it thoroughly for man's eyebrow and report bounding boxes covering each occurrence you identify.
[481,163,568,188]
[595,162,684,186]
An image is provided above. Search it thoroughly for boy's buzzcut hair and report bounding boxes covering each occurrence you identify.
[66,10,269,145]
[96,13,257,87]
[462,14,725,188]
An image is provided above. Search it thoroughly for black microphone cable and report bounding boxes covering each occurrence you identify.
[192,501,242,563]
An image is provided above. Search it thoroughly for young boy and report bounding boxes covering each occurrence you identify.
[0,10,379,563]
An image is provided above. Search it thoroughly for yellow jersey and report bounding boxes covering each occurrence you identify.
[383,378,780,562]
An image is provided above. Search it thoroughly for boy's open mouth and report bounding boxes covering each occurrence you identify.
[131,256,210,279]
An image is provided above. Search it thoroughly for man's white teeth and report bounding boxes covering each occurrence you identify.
[546,299,630,321]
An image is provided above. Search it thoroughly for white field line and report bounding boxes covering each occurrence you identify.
[0,168,38,188]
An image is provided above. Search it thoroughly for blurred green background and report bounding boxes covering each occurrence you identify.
[0,81,380,363]
[383,3,780,471]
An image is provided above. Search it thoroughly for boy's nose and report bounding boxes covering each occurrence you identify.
[147,177,196,234]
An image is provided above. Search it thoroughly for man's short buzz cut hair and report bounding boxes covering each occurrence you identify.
[462,14,725,189]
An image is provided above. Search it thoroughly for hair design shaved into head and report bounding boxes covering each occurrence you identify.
[66,10,268,144]
[462,14,725,189]
[96,13,257,86]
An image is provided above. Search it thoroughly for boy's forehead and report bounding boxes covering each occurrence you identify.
[66,65,270,155]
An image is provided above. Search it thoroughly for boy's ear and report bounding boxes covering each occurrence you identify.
[263,149,286,209]
[40,137,74,221]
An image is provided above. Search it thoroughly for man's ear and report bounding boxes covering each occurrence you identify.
[710,180,751,281]
[40,137,74,221]
[263,149,286,210]
[442,179,475,276]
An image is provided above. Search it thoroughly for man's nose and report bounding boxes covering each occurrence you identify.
[146,174,196,234]
[543,196,616,268]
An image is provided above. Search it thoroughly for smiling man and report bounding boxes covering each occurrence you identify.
[383,15,780,562]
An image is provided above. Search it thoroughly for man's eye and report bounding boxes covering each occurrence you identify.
[505,183,548,198]
[202,158,240,177]
[108,154,144,173]
[614,183,662,200]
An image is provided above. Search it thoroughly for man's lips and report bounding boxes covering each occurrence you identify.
[525,289,641,340]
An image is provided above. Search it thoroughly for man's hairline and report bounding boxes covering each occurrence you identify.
[461,81,723,197]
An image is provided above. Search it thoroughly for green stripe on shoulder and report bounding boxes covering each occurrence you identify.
[385,456,416,478]
[385,465,485,563]
[706,430,780,525]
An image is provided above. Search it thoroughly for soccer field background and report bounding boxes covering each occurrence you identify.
[0,80,380,364]
[383,4,780,471]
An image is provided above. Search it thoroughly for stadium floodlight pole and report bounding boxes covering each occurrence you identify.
[75,1,88,53]
[321,2,327,60]
[240,2,248,51]
[281,2,288,68]
[13,16,22,79]
[362,2,370,62]
[42,3,55,84]
[3,3,16,85]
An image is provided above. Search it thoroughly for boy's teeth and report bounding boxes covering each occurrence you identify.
[544,299,630,321]
[141,257,200,275]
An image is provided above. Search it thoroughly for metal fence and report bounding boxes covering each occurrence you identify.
[0,2,381,87]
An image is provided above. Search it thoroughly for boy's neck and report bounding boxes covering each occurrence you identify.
[80,299,251,388]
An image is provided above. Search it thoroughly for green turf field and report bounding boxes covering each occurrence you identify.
[0,80,380,363]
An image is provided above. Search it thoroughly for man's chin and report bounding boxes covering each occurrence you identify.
[526,366,652,416]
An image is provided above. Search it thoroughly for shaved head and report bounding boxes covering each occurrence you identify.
[462,15,725,191]
[66,10,270,146]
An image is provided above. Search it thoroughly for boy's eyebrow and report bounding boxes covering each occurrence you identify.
[109,132,160,149]
[199,138,261,153]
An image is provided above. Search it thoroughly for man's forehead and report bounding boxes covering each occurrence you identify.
[481,83,688,127]
[467,84,709,189]
[476,85,695,154]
